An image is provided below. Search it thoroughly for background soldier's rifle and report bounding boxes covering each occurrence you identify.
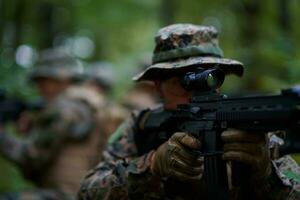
[137,68,300,200]
[0,89,44,123]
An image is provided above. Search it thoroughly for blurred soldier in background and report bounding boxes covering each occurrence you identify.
[83,61,128,150]
[84,61,115,96]
[120,80,159,111]
[0,48,105,200]
[120,56,160,111]
[78,24,300,200]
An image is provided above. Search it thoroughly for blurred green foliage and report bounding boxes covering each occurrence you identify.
[0,156,33,193]
[1,0,300,193]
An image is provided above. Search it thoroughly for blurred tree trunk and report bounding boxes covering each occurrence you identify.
[160,0,175,26]
[278,0,294,56]
[278,0,291,33]
[0,0,4,48]
[14,0,26,50]
[239,0,261,46]
[0,0,26,50]
[233,0,262,91]
[37,1,55,49]
[37,1,75,50]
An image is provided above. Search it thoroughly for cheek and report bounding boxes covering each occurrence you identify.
[162,90,191,109]
[163,95,190,110]
[160,78,192,109]
[38,84,57,95]
[161,82,187,97]
[45,85,55,94]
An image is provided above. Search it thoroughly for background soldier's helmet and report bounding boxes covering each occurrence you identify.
[133,23,244,81]
[28,48,84,82]
[84,61,115,91]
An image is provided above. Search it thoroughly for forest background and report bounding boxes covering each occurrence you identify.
[0,0,299,192]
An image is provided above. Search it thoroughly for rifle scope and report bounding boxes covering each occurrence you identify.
[180,68,225,92]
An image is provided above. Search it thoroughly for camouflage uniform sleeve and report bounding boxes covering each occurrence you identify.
[231,156,299,200]
[270,155,300,199]
[0,97,94,171]
[78,111,165,200]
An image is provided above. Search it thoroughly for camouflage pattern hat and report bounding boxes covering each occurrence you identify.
[28,48,84,82]
[85,61,115,91]
[133,23,244,81]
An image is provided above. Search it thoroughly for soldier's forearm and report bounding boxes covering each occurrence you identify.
[234,162,296,200]
[254,168,291,200]
[79,151,164,200]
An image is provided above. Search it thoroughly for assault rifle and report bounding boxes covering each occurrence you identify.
[0,89,44,123]
[137,68,300,200]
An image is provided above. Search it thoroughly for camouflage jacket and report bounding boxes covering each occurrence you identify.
[78,108,300,200]
[0,86,106,196]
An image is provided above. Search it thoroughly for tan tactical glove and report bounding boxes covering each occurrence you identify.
[221,128,272,182]
[150,132,204,182]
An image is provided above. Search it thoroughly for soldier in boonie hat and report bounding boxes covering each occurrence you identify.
[28,48,84,82]
[79,24,298,200]
[28,48,84,102]
[84,61,115,93]
[133,23,244,81]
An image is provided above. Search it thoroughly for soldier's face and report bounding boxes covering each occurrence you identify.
[36,78,70,101]
[156,77,192,110]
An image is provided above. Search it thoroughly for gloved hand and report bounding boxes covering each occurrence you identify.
[150,132,204,182]
[221,129,272,182]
